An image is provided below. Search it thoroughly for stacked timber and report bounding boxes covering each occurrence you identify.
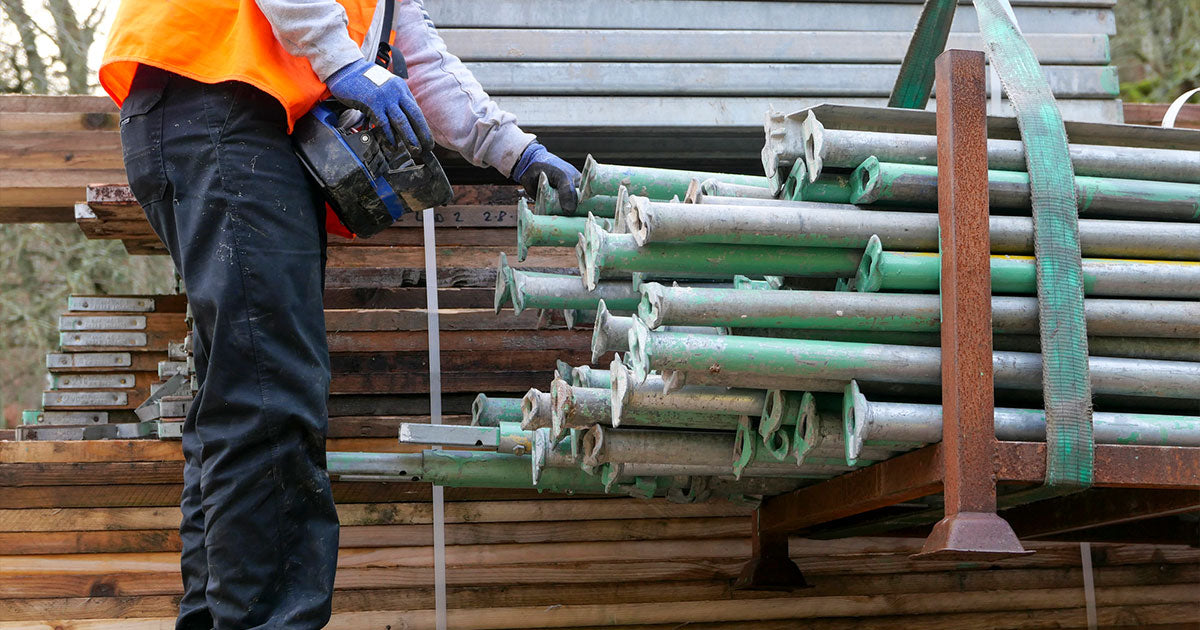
[18,294,188,441]
[2,437,1198,628]
[66,181,590,435]
[391,104,1200,518]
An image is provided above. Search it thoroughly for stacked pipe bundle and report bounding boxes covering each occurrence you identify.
[377,109,1200,506]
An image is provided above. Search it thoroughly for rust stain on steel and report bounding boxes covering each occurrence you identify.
[916,49,1027,560]
[734,506,810,590]
[935,48,997,516]
[758,443,946,533]
[86,184,137,205]
[1004,487,1200,539]
[998,442,1200,489]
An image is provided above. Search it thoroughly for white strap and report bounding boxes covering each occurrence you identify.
[1161,88,1199,128]
[422,208,447,630]
[1081,542,1097,630]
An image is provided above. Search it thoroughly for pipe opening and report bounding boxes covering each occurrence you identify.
[471,394,487,425]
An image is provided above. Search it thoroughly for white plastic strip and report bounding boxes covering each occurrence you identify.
[1161,88,1200,128]
[1081,542,1098,630]
[422,208,448,630]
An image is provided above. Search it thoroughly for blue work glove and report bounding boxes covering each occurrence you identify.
[326,57,434,152]
[512,142,582,213]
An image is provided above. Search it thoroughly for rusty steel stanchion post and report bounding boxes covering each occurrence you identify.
[914,49,1030,560]
[733,506,809,590]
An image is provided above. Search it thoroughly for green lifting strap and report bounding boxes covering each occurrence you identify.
[889,0,1096,497]
[888,0,958,109]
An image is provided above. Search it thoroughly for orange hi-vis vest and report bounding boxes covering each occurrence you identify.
[100,0,378,131]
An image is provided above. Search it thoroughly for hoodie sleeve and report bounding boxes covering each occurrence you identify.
[254,0,366,81]
[391,0,536,175]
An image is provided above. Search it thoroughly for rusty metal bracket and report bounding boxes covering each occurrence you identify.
[732,509,809,591]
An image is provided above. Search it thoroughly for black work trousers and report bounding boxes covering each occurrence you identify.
[120,66,339,630]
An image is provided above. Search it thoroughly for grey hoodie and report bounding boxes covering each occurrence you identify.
[255,0,536,176]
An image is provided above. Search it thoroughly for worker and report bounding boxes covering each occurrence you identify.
[99,1,579,628]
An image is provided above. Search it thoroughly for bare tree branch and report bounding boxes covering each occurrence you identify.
[42,0,97,93]
[0,0,48,92]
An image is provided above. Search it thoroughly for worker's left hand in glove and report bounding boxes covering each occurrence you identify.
[512,142,582,213]
[326,57,434,153]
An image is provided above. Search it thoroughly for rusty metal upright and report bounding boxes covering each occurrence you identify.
[913,50,1028,561]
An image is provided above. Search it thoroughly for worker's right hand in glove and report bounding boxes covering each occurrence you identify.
[326,57,434,153]
[512,142,582,213]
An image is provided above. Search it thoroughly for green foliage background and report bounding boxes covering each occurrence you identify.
[0,225,174,425]
[1113,0,1200,102]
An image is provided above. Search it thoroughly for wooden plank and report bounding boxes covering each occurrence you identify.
[0,499,752,532]
[329,352,589,373]
[0,132,124,170]
[3,602,1197,630]
[330,371,558,395]
[0,565,1193,621]
[329,351,593,375]
[8,538,1195,579]
[324,309,543,332]
[0,516,749,555]
[327,329,591,353]
[323,287,494,310]
[0,441,184,464]
[0,95,115,113]
[326,246,578,269]
[0,481,561,509]
[1123,103,1200,129]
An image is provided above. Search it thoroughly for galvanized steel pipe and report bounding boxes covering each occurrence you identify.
[611,461,832,480]
[327,450,609,494]
[551,379,741,438]
[581,220,863,291]
[571,365,611,389]
[852,158,1200,222]
[507,269,640,315]
[795,392,899,466]
[472,393,524,427]
[700,178,776,199]
[800,116,1200,185]
[856,236,1200,298]
[660,369,848,395]
[628,321,1200,399]
[518,200,614,261]
[625,197,1200,260]
[592,299,723,363]
[639,284,1200,338]
[580,155,769,200]
[610,359,766,422]
[843,381,1200,465]
[533,171,619,218]
[583,424,738,469]
[520,387,553,430]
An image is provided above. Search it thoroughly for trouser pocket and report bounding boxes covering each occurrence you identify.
[120,65,169,206]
